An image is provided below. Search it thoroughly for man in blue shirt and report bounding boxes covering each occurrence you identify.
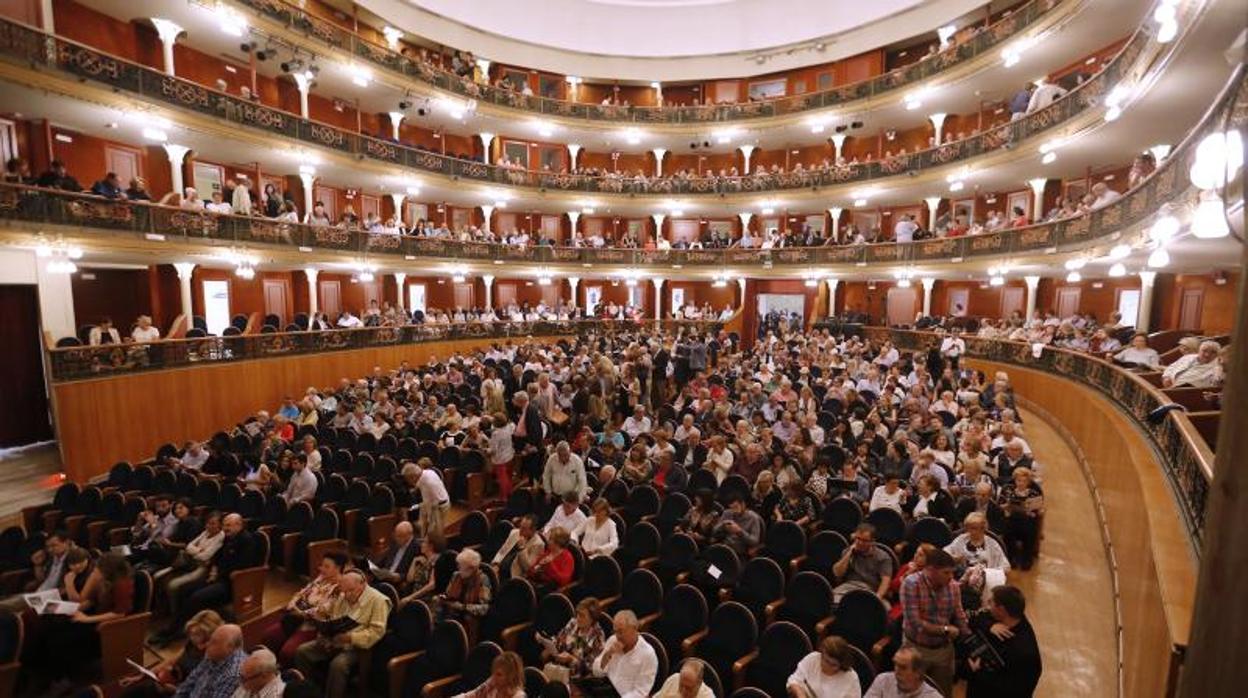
[1009,84,1033,120]
[175,624,245,698]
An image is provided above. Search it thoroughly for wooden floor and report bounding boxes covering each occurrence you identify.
[5,423,1119,696]
[1002,408,1119,698]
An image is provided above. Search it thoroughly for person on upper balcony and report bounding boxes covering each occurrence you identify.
[1026,77,1067,114]
[89,317,122,345]
[125,177,151,201]
[90,171,126,199]
[1162,340,1224,388]
[206,190,232,215]
[1112,333,1161,369]
[1090,182,1122,209]
[35,160,81,191]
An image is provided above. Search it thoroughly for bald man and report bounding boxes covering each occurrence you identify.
[654,659,714,698]
[163,513,257,640]
[369,520,418,587]
[174,624,245,698]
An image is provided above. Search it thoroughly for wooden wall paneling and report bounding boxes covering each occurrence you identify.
[318,279,342,318]
[1178,288,1204,330]
[72,268,152,330]
[262,278,291,326]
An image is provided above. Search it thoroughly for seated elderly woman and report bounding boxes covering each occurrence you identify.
[528,526,576,593]
[451,650,525,698]
[999,467,1045,570]
[434,549,493,624]
[575,498,620,558]
[542,597,606,681]
[945,512,1010,607]
[1162,339,1224,388]
[256,551,347,665]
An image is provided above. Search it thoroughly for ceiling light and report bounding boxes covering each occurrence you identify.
[854,198,868,207]
[348,64,372,87]
[1191,193,1230,238]
[565,75,581,85]
[1148,144,1172,162]
[1157,20,1178,43]
[804,278,818,288]
[537,276,552,286]
[1041,151,1057,165]
[897,278,911,288]
[216,6,247,37]
[712,278,728,288]
[949,180,965,192]
[623,128,643,145]
[1108,263,1127,277]
[142,128,168,142]
[533,120,555,138]
[1189,130,1243,190]
[1104,106,1122,122]
[1109,244,1131,259]
[1148,247,1170,268]
[1066,271,1082,283]
[1150,215,1179,243]
[990,275,1005,287]
[406,186,420,196]
[714,129,737,144]
[298,164,316,176]
[1064,258,1086,270]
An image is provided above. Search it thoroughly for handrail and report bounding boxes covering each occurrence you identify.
[2,59,1241,268]
[229,0,1060,125]
[0,14,1144,197]
[44,318,725,382]
[861,327,1215,551]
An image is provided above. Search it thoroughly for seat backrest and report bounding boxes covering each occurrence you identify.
[625,521,661,558]
[822,496,863,536]
[0,611,22,662]
[662,584,708,636]
[787,571,833,615]
[764,520,806,560]
[659,533,699,569]
[706,601,759,659]
[584,555,622,597]
[865,507,906,546]
[803,530,848,576]
[535,593,574,636]
[739,557,785,603]
[461,641,502,689]
[457,511,490,547]
[389,599,433,648]
[641,632,669,695]
[427,620,469,673]
[131,570,154,612]
[620,569,663,617]
[757,620,811,666]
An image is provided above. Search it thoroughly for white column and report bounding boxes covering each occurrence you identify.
[298,169,316,219]
[162,144,190,198]
[738,212,753,237]
[652,277,665,320]
[651,213,666,242]
[652,148,667,177]
[739,145,757,174]
[567,211,580,239]
[304,268,319,321]
[924,197,942,232]
[928,113,948,146]
[173,262,196,321]
[567,144,582,170]
[830,134,847,163]
[478,132,496,164]
[387,111,405,140]
[826,277,840,317]
[921,277,936,316]
[1028,178,1047,220]
[1024,275,1040,322]
[482,274,495,310]
[480,204,494,234]
[828,207,843,242]
[392,272,406,310]
[474,57,491,78]
[39,0,54,32]
[1137,271,1157,332]
[150,19,183,76]
[737,278,747,308]
[292,72,313,119]
[388,193,406,226]
[567,277,580,308]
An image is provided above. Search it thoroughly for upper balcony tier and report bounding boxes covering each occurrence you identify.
[0,13,1161,203]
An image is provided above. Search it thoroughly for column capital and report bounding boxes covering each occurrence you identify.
[567,277,580,289]
[737,212,753,227]
[651,277,665,289]
[1023,274,1041,289]
[172,262,196,279]
[387,111,405,127]
[1027,178,1048,197]
[162,143,191,163]
[292,72,313,93]
[1138,270,1157,285]
[481,274,495,286]
[651,148,668,158]
[828,206,843,217]
[298,171,316,189]
[738,144,756,157]
[924,196,942,210]
[149,18,184,43]
[304,267,319,282]
[651,213,666,228]
[388,192,405,205]
[567,210,581,226]
[825,277,840,289]
[920,277,936,291]
[830,134,847,149]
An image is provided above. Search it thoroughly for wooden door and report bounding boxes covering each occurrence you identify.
[318,280,342,318]
[360,281,382,311]
[1001,287,1025,319]
[359,194,380,221]
[1178,288,1204,330]
[453,283,474,309]
[946,288,970,317]
[1056,287,1081,319]
[496,283,518,308]
[313,185,337,220]
[262,279,289,326]
[887,287,918,326]
[105,146,140,185]
[540,284,559,307]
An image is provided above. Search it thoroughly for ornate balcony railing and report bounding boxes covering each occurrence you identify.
[230,0,1059,124]
[45,319,724,382]
[862,327,1214,552]
[0,15,1145,197]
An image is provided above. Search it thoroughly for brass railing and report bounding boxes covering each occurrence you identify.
[862,327,1214,552]
[0,13,1146,196]
[231,0,1057,124]
[45,319,724,382]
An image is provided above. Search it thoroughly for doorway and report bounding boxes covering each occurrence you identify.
[1055,287,1081,319]
[1178,288,1204,330]
[0,285,52,446]
[886,287,918,326]
[262,279,289,327]
[202,280,231,336]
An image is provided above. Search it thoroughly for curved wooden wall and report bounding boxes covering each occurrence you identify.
[966,358,1195,698]
[50,335,566,482]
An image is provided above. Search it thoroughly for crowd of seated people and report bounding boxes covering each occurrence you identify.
[6,313,1060,697]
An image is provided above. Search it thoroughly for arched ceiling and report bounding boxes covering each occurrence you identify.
[358,0,990,80]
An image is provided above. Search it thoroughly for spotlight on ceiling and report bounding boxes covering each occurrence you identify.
[398,100,412,110]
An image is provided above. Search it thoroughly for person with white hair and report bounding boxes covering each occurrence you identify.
[541,440,588,503]
[403,459,450,539]
[176,624,246,698]
[295,570,391,698]
[585,610,658,698]
[654,659,714,698]
[1161,339,1223,388]
[436,548,492,624]
[231,648,284,698]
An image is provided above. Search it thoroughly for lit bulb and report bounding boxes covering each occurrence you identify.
[1109,244,1131,260]
[1066,271,1081,283]
[990,275,1005,287]
[1064,258,1086,270]
[1157,20,1177,43]
[898,278,911,288]
[35,243,51,257]
[1189,130,1244,190]
[1191,194,1230,238]
[1147,247,1170,268]
[1149,215,1179,243]
[1041,152,1057,165]
[67,246,84,259]
[949,180,965,192]
[1108,263,1127,277]
[1105,106,1121,122]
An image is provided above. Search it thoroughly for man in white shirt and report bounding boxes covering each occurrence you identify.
[707,435,734,484]
[654,659,715,698]
[281,457,318,505]
[1089,182,1121,210]
[232,648,285,698]
[337,311,363,328]
[1025,78,1067,113]
[404,461,450,539]
[177,442,210,470]
[544,492,588,536]
[940,331,965,366]
[206,190,233,215]
[863,647,942,697]
[622,405,652,440]
[541,442,589,503]
[589,610,658,698]
[1161,340,1222,388]
[893,214,919,243]
[131,315,161,343]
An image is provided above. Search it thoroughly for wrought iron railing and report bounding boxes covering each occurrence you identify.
[862,327,1214,552]
[46,319,724,382]
[0,14,1145,197]
[230,0,1059,124]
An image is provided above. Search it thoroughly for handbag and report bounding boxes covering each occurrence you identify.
[542,662,570,685]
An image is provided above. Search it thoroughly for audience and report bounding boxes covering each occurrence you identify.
[294,570,392,698]
[786,635,862,698]
[585,610,658,698]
